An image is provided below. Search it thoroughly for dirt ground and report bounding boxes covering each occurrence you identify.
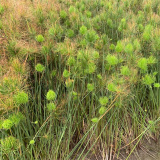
[78,138,160,160]
[117,138,160,160]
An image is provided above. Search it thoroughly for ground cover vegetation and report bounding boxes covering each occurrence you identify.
[0,0,160,159]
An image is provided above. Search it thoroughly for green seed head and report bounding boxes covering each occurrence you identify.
[80,39,87,47]
[118,18,127,31]
[137,58,148,71]
[92,51,99,59]
[34,121,38,124]
[35,34,45,43]
[106,54,118,66]
[66,29,74,38]
[99,97,109,106]
[67,56,76,66]
[14,91,29,105]
[99,106,106,115]
[51,70,56,77]
[35,63,45,72]
[143,74,155,86]
[120,66,130,76]
[124,43,134,54]
[47,102,56,111]
[2,119,14,130]
[154,83,160,88]
[110,44,115,50]
[1,136,19,153]
[46,90,56,101]
[91,117,99,123]
[48,27,56,36]
[69,6,76,13]
[87,83,94,92]
[97,74,102,80]
[79,25,87,35]
[143,32,151,41]
[115,41,123,52]
[107,83,117,92]
[85,29,99,43]
[60,10,67,19]
[85,62,96,74]
[147,56,156,64]
[29,140,35,145]
[63,69,70,78]
[85,11,92,18]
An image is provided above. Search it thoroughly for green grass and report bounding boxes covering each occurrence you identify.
[0,0,160,159]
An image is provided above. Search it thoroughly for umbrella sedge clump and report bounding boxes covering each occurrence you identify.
[1,0,160,159]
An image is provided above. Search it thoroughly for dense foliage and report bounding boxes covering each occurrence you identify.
[0,0,160,159]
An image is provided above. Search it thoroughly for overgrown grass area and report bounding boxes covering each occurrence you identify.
[0,0,160,159]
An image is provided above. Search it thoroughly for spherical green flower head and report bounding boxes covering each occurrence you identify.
[86,11,92,18]
[120,66,130,76]
[137,58,148,71]
[143,74,155,86]
[60,10,67,19]
[35,34,45,43]
[46,90,56,101]
[29,140,35,145]
[91,117,99,123]
[63,69,70,78]
[97,74,102,80]
[69,6,76,13]
[79,25,87,35]
[147,56,156,64]
[35,63,45,72]
[66,29,74,38]
[85,62,96,74]
[106,54,118,66]
[110,44,115,50]
[87,83,94,92]
[124,43,133,54]
[85,29,99,43]
[99,106,106,115]
[99,97,109,106]
[67,56,76,66]
[143,32,151,41]
[2,119,14,130]
[115,41,123,53]
[92,50,99,59]
[154,83,160,88]
[47,102,56,112]
[14,91,29,105]
[1,136,19,153]
[107,83,117,92]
